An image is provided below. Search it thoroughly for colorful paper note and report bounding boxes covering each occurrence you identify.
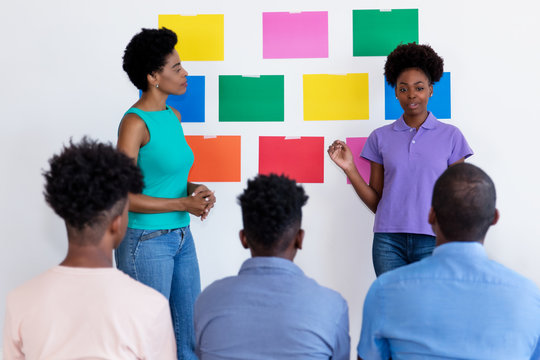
[304,74,369,120]
[385,72,451,120]
[158,14,224,61]
[259,137,324,183]
[185,136,241,182]
[346,137,370,184]
[219,75,284,122]
[353,9,418,56]
[140,76,205,122]
[263,11,328,59]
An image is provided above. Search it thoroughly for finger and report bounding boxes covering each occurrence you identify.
[194,190,213,198]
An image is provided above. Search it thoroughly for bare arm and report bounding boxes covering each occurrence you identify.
[328,140,383,213]
[117,113,211,216]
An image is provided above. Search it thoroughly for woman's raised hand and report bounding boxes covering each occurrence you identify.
[327,140,355,172]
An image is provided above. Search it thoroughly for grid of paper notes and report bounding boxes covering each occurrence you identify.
[157,9,451,183]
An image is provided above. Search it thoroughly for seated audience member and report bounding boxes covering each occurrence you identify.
[194,174,350,360]
[357,163,540,360]
[3,138,177,360]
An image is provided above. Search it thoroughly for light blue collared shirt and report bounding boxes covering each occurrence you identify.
[357,242,540,359]
[195,257,350,360]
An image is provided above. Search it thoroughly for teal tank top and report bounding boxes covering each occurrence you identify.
[123,106,194,230]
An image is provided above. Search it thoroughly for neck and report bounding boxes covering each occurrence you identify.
[60,241,113,268]
[135,89,168,111]
[403,111,429,129]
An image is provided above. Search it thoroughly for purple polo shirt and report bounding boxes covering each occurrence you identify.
[361,113,473,235]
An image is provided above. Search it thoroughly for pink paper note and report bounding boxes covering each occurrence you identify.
[263,11,328,59]
[346,137,370,184]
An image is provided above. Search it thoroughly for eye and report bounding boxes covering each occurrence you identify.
[416,86,424,91]
[399,88,407,93]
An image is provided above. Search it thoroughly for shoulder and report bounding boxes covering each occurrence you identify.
[111,269,169,305]
[119,112,147,132]
[301,275,349,311]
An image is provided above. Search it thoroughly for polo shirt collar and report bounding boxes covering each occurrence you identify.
[433,241,487,259]
[239,256,305,276]
[393,112,437,131]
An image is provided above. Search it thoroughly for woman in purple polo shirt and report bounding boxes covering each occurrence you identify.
[328,43,473,276]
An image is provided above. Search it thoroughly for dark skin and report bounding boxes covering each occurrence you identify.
[239,226,304,261]
[118,49,216,220]
[60,201,129,268]
[328,67,464,213]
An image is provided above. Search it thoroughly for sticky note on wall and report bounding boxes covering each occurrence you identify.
[346,137,370,184]
[304,74,369,120]
[259,136,324,183]
[385,72,451,120]
[185,136,241,182]
[219,75,284,122]
[139,76,205,123]
[353,9,418,56]
[263,11,328,59]
[158,14,224,61]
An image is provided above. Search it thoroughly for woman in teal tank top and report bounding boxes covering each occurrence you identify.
[115,28,216,360]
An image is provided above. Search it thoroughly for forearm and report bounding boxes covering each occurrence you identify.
[128,193,188,213]
[344,166,380,213]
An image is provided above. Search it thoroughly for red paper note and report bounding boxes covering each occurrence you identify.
[259,136,324,183]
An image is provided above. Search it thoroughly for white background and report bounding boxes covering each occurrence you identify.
[1,0,539,358]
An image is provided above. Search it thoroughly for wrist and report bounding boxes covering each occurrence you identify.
[177,197,188,212]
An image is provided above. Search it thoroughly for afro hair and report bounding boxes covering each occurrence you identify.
[43,137,143,230]
[122,27,178,91]
[238,174,308,250]
[384,43,444,87]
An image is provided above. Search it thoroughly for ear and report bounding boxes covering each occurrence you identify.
[295,229,305,250]
[428,207,436,225]
[109,213,123,237]
[429,84,434,97]
[239,230,249,249]
[146,72,159,88]
[491,209,500,226]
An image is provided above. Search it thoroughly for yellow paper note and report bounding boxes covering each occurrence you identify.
[303,74,369,120]
[159,14,224,61]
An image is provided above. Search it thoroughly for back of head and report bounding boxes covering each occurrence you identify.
[43,137,143,243]
[237,174,308,253]
[122,27,178,91]
[432,163,496,242]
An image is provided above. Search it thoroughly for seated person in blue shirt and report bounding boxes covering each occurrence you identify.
[357,163,540,360]
[194,174,350,360]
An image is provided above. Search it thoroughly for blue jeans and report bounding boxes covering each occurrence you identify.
[372,232,436,277]
[115,226,201,360]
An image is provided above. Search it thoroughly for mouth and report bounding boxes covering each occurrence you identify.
[408,103,419,109]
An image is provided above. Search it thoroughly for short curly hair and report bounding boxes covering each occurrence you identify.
[238,174,308,251]
[43,137,143,230]
[432,163,496,242]
[122,27,178,91]
[384,43,444,87]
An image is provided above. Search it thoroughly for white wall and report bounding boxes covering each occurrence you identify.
[1,0,539,358]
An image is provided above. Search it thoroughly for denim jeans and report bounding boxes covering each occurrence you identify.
[115,226,201,360]
[372,232,436,277]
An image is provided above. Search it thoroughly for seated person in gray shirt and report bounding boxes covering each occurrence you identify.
[194,174,350,360]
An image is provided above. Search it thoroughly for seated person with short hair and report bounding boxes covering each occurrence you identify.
[3,138,177,360]
[357,163,540,359]
[194,174,350,360]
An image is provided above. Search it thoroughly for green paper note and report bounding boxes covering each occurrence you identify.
[219,75,284,122]
[353,9,419,57]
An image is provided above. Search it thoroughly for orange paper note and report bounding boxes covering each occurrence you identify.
[186,136,241,182]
